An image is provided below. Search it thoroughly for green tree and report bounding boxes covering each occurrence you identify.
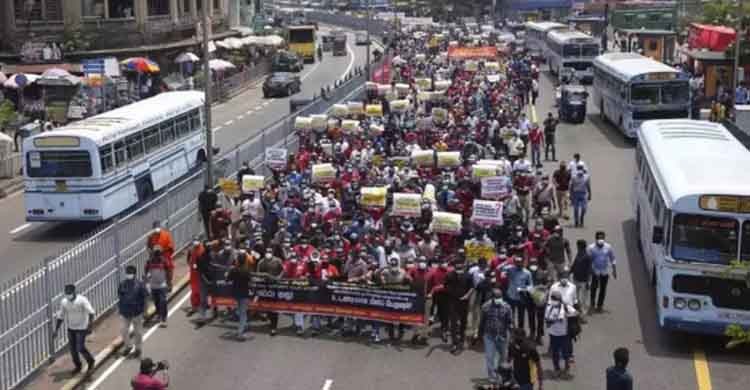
[0,101,16,129]
[702,0,750,26]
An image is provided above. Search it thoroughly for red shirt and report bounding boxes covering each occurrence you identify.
[426,266,451,295]
[529,129,543,145]
[283,261,307,278]
[131,374,167,390]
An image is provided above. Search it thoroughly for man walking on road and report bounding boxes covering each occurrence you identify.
[478,283,512,385]
[607,347,634,390]
[569,165,591,228]
[118,265,148,358]
[144,246,174,327]
[543,113,558,161]
[587,231,617,313]
[53,284,96,376]
[552,162,571,220]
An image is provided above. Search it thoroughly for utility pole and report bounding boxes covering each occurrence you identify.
[366,0,371,81]
[203,0,214,186]
[733,2,745,107]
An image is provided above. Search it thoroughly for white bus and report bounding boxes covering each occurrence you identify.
[523,21,567,54]
[545,29,600,83]
[593,52,690,138]
[634,119,750,335]
[23,91,207,222]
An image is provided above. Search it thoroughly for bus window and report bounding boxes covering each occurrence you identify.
[190,109,201,131]
[582,44,599,57]
[662,83,689,105]
[672,214,738,265]
[176,115,190,137]
[99,146,114,174]
[563,44,580,57]
[114,141,127,166]
[161,120,176,144]
[631,84,660,105]
[126,133,145,160]
[741,221,750,261]
[144,126,161,154]
[27,151,92,178]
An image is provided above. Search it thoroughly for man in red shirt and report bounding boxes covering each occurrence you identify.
[131,358,168,390]
[528,124,544,168]
[427,260,452,342]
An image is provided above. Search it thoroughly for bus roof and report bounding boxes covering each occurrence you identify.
[524,21,567,32]
[639,120,750,207]
[288,25,316,30]
[593,52,678,82]
[546,29,597,44]
[33,91,204,146]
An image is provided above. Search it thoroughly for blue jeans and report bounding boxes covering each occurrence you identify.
[531,144,541,167]
[571,191,588,226]
[68,329,94,369]
[484,333,508,383]
[549,334,572,371]
[151,288,168,321]
[518,384,534,390]
[236,297,249,336]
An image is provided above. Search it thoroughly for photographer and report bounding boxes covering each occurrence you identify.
[132,358,169,390]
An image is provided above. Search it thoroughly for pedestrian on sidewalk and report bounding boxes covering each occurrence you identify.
[147,222,175,261]
[568,166,591,228]
[528,124,543,168]
[226,249,256,341]
[53,284,96,376]
[587,231,617,313]
[185,238,206,316]
[118,265,148,358]
[606,347,634,390]
[552,162,571,220]
[544,290,577,378]
[531,78,539,106]
[144,246,174,327]
[570,239,592,317]
[478,283,512,385]
[508,328,543,390]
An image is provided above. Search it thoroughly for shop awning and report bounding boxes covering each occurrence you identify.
[1,63,83,75]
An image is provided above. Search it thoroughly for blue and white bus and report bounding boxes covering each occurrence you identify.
[23,91,207,222]
[545,29,600,83]
[593,52,690,138]
[523,21,567,54]
[634,120,750,335]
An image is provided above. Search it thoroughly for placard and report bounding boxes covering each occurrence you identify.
[294,116,312,130]
[218,178,240,198]
[465,242,496,262]
[265,148,287,170]
[369,123,384,135]
[392,193,422,217]
[431,211,462,234]
[415,78,431,90]
[391,99,409,113]
[342,119,360,132]
[242,175,265,193]
[465,60,479,72]
[471,200,503,225]
[481,176,511,198]
[365,104,383,117]
[423,183,436,204]
[473,164,500,179]
[411,149,435,167]
[376,83,391,96]
[331,104,349,117]
[434,80,451,91]
[312,163,336,183]
[395,83,410,97]
[433,107,448,123]
[311,114,328,131]
[436,151,461,168]
[347,101,364,114]
[361,187,388,208]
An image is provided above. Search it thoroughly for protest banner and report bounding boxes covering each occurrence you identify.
[347,101,364,114]
[209,275,425,325]
[481,176,511,199]
[471,199,503,225]
[473,164,500,179]
[342,119,360,132]
[320,140,334,156]
[391,99,409,113]
[447,46,497,59]
[431,211,462,234]
[464,242,497,262]
[361,186,388,208]
[312,163,336,183]
[433,107,448,123]
[331,104,349,117]
[411,149,435,167]
[241,175,265,193]
[415,78,431,90]
[265,148,287,170]
[392,193,422,217]
[436,151,461,168]
[478,159,509,175]
[294,116,312,130]
[366,103,384,117]
[218,178,240,198]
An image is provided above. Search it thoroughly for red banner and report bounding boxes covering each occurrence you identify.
[447,46,498,59]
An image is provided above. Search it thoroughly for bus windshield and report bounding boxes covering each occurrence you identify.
[582,44,599,57]
[289,29,314,43]
[631,82,690,106]
[631,84,660,105]
[26,150,93,178]
[661,82,690,105]
[671,214,738,265]
[563,44,580,57]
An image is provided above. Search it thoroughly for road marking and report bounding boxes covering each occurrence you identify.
[301,57,322,81]
[694,349,713,390]
[528,102,538,123]
[86,292,192,390]
[262,101,270,107]
[254,106,263,111]
[9,223,31,235]
[223,120,234,126]
[211,126,222,133]
[246,109,254,115]
[341,41,356,80]
[237,115,245,120]
[322,379,333,390]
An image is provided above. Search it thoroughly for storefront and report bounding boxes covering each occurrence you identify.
[617,29,677,65]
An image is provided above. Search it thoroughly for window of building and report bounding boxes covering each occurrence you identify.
[182,0,191,15]
[82,0,106,17]
[109,0,135,18]
[148,0,170,16]
[15,0,63,21]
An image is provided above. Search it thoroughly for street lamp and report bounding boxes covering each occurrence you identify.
[366,0,371,81]
[202,0,214,186]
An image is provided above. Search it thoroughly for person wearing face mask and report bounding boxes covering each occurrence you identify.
[283,253,308,336]
[184,238,206,316]
[378,256,409,343]
[549,268,577,307]
[226,250,257,341]
[144,246,174,328]
[544,290,578,378]
[568,165,591,228]
[478,284,512,386]
[408,256,431,345]
[502,256,533,331]
[553,161,571,220]
[117,265,148,357]
[147,223,175,261]
[545,226,571,282]
[444,260,474,354]
[587,231,616,313]
[53,284,96,375]
[256,247,284,335]
[427,258,451,342]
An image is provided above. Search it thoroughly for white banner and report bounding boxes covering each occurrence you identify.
[471,200,503,225]
[265,148,287,170]
[392,193,422,217]
[481,176,511,199]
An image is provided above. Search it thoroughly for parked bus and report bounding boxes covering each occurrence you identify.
[545,29,600,84]
[523,21,567,54]
[633,119,750,335]
[288,25,317,63]
[23,91,207,222]
[593,52,689,138]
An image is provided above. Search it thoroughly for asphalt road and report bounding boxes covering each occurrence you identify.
[81,67,750,390]
[0,29,369,286]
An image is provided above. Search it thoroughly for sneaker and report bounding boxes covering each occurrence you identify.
[159,321,168,328]
[296,326,304,336]
[270,329,277,337]
[86,361,96,375]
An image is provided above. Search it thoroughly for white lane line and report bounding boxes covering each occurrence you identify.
[246,109,254,115]
[254,106,263,111]
[341,41,356,80]
[262,102,270,107]
[237,115,245,120]
[322,379,334,390]
[9,223,31,235]
[211,126,222,134]
[301,58,322,81]
[87,292,192,390]
[223,120,234,126]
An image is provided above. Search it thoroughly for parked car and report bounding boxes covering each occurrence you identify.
[271,50,304,73]
[263,72,302,98]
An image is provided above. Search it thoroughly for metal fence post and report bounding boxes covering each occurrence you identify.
[43,256,55,361]
[113,218,122,283]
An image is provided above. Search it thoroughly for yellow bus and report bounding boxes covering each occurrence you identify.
[288,25,317,63]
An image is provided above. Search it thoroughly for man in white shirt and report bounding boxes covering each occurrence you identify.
[549,269,578,307]
[568,153,589,175]
[54,284,96,375]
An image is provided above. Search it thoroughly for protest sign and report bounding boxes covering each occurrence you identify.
[311,114,328,131]
[415,78,431,90]
[411,149,435,167]
[369,123,384,135]
[392,193,422,217]
[342,120,360,132]
[436,151,461,168]
[465,242,497,262]
[218,178,240,198]
[347,101,364,114]
[481,176,511,199]
[423,183,436,204]
[395,83,410,97]
[447,46,497,59]
[434,80,451,91]
[294,116,312,130]
[265,148,287,170]
[473,164,500,179]
[471,200,503,225]
[465,60,479,72]
[366,104,384,117]
[361,186,388,208]
[433,107,448,123]
[431,211,462,234]
[241,175,265,193]
[391,99,409,113]
[331,104,349,117]
[312,163,336,183]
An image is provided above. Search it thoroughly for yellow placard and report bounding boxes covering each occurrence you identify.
[392,193,422,217]
[312,163,336,183]
[465,60,478,72]
[485,61,500,71]
[391,99,409,112]
[431,211,462,234]
[465,242,496,262]
[432,108,448,123]
[436,151,461,168]
[411,149,435,167]
[241,175,265,193]
[218,178,240,198]
[365,104,383,117]
[361,186,388,208]
[372,154,384,167]
[331,104,349,117]
[415,78,431,90]
[473,164,499,179]
[342,119,360,131]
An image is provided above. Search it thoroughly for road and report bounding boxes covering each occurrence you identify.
[0,29,368,285]
[81,66,750,390]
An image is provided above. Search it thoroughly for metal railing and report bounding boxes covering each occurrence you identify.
[0,39,383,390]
[0,153,22,179]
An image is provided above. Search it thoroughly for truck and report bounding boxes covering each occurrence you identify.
[333,34,348,56]
[287,25,317,63]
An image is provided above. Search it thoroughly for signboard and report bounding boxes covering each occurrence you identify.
[366,104,383,117]
[411,149,435,167]
[241,175,265,193]
[392,193,422,217]
[361,187,388,208]
[437,151,461,168]
[432,108,448,123]
[342,119,360,132]
[699,195,750,213]
[431,211,462,234]
[265,148,287,170]
[465,242,496,262]
[312,163,336,183]
[294,116,312,130]
[347,101,364,114]
[447,46,498,59]
[209,275,425,325]
[391,99,409,113]
[415,78,431,90]
[473,164,500,179]
[471,200,503,225]
[218,178,240,198]
[481,176,511,199]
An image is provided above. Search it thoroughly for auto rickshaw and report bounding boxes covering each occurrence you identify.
[558,85,589,124]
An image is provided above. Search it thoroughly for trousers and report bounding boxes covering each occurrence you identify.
[590,274,610,309]
[449,299,469,347]
[484,334,508,383]
[120,314,144,351]
[68,329,95,369]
